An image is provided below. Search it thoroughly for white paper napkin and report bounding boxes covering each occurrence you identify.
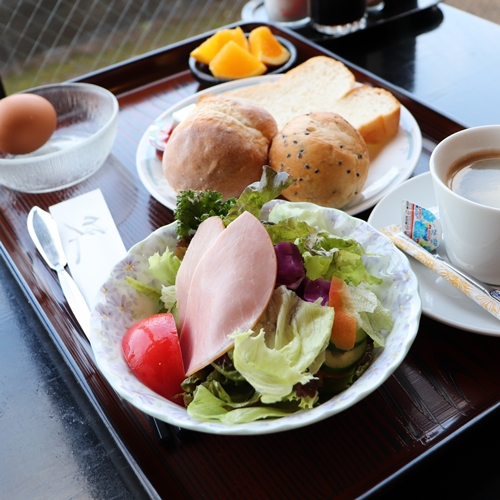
[49,189,127,309]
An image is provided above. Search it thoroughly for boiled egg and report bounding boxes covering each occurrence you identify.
[0,93,57,155]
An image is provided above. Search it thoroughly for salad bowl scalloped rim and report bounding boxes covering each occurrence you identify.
[88,200,422,435]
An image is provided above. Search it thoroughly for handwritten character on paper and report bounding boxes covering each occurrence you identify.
[65,215,106,264]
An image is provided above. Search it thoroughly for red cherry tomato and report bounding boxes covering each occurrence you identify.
[122,313,186,405]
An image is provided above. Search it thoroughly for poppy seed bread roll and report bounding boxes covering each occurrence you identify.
[163,94,278,199]
[269,112,369,208]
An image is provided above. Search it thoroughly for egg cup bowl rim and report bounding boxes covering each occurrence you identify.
[0,82,119,165]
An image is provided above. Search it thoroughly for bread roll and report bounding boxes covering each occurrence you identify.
[269,112,369,208]
[163,94,278,199]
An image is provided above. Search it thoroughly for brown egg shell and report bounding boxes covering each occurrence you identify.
[0,93,57,155]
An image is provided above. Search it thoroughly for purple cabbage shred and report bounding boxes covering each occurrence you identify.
[274,242,305,290]
[297,277,331,306]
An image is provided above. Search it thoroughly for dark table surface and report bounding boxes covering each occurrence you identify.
[1,3,500,499]
[334,4,500,498]
[317,3,500,130]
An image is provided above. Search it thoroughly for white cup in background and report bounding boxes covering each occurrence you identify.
[264,0,308,23]
[430,125,500,285]
[366,0,385,13]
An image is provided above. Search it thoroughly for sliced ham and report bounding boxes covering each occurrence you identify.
[178,211,277,376]
[175,216,225,332]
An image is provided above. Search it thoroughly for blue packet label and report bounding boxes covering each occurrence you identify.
[402,200,442,252]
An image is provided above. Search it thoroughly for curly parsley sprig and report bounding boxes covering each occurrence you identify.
[174,190,236,239]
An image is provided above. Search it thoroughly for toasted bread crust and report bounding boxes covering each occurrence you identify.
[331,86,401,144]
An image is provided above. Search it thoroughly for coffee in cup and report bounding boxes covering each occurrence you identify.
[430,125,500,285]
[446,150,500,209]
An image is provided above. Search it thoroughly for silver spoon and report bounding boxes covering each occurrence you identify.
[394,228,500,303]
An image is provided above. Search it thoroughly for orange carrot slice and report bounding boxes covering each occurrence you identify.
[328,276,357,351]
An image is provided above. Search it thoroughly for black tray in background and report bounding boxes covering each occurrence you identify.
[241,0,441,42]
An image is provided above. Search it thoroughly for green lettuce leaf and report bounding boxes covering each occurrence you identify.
[125,276,161,302]
[269,203,382,286]
[281,390,318,410]
[148,248,181,286]
[126,249,181,314]
[303,246,381,286]
[348,284,393,347]
[160,284,180,326]
[211,359,246,383]
[160,284,177,311]
[265,217,316,245]
[187,385,302,424]
[224,167,295,224]
[231,286,333,405]
[268,202,331,230]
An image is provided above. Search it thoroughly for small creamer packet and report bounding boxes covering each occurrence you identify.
[401,200,442,252]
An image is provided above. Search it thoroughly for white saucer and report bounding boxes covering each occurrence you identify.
[368,172,500,336]
[136,75,422,216]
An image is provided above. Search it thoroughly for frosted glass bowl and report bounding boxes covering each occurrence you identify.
[0,82,119,193]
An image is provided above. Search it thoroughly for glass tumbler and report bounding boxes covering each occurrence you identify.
[310,0,367,36]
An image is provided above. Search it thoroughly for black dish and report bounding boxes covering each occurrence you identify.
[188,35,297,85]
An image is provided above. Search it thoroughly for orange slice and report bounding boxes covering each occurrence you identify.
[249,26,290,66]
[209,41,267,79]
[190,27,249,66]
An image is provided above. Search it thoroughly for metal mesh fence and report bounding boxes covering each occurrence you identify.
[0,0,247,94]
[2,1,497,96]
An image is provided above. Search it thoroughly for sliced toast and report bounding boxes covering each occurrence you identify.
[225,55,401,144]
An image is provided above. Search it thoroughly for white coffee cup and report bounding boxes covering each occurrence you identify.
[264,0,308,23]
[429,125,500,285]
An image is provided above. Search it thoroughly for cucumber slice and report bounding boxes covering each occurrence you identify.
[328,328,367,352]
[320,372,354,395]
[354,328,368,346]
[321,338,367,375]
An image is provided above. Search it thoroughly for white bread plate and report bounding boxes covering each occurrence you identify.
[136,75,422,215]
